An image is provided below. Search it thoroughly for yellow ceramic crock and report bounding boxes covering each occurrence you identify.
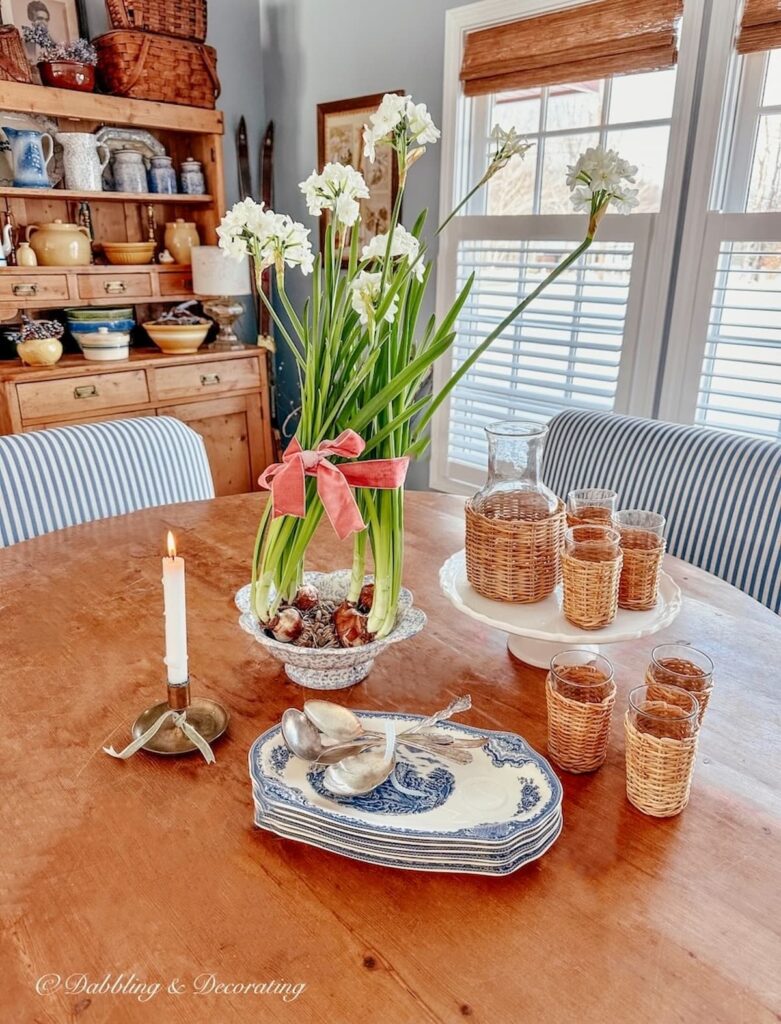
[27,220,92,267]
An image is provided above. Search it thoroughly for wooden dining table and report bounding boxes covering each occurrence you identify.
[1,492,779,1024]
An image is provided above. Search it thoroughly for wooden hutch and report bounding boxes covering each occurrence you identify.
[0,81,273,496]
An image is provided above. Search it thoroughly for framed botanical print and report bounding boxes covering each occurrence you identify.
[317,91,403,256]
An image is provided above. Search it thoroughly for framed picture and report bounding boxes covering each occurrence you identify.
[317,91,403,258]
[0,0,88,63]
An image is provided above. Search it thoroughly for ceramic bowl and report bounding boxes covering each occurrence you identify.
[66,318,136,334]
[102,242,156,266]
[39,61,96,93]
[235,571,427,689]
[17,337,63,368]
[73,329,130,362]
[143,320,210,354]
[65,306,134,321]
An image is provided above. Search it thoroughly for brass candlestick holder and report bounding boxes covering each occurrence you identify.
[132,679,229,756]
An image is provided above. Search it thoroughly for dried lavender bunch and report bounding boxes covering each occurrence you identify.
[21,315,64,341]
[22,25,97,65]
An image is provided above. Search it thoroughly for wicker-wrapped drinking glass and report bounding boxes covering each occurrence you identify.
[615,510,667,611]
[561,525,622,629]
[625,683,700,817]
[645,643,714,724]
[546,652,616,773]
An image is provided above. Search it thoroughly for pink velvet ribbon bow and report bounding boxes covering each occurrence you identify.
[258,429,409,540]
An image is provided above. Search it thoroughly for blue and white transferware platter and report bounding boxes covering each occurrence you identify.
[252,805,563,875]
[235,572,426,690]
[248,712,563,874]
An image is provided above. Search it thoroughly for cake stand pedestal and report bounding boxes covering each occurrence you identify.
[439,551,682,669]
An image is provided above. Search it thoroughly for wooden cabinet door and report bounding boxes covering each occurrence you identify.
[158,394,265,496]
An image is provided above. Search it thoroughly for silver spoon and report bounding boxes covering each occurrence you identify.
[281,708,323,760]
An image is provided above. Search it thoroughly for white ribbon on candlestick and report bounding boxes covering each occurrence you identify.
[103,710,216,764]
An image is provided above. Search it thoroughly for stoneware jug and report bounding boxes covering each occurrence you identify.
[112,149,148,193]
[56,132,110,192]
[164,219,200,265]
[27,220,92,266]
[3,127,54,189]
[149,155,177,194]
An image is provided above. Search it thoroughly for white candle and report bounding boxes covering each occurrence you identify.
[162,531,188,685]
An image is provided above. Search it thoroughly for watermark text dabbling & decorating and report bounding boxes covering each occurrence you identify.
[35,972,307,1004]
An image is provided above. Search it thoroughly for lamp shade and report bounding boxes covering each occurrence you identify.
[191,246,251,297]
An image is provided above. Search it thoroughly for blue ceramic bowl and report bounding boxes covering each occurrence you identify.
[66,318,136,333]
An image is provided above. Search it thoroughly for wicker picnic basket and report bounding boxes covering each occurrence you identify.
[105,0,207,42]
[95,31,220,109]
[0,25,32,84]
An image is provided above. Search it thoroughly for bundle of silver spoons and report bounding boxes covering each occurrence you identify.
[280,695,486,797]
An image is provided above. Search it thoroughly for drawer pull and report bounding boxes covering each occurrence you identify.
[200,373,221,386]
[104,281,127,295]
[12,283,38,297]
[74,384,98,400]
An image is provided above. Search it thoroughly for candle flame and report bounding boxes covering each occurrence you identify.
[167,531,177,558]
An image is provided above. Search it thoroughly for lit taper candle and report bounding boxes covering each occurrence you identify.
[162,531,188,685]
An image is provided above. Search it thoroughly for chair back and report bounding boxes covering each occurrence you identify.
[0,416,214,547]
[543,410,781,613]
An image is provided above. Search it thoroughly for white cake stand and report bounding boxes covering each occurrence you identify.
[439,550,682,668]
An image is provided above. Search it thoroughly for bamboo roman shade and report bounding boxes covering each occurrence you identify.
[736,0,781,54]
[460,0,684,96]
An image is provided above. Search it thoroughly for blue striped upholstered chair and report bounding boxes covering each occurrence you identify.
[0,416,214,547]
[542,410,781,614]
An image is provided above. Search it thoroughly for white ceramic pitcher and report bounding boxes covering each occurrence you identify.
[55,132,110,192]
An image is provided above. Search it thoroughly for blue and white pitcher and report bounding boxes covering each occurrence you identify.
[3,127,54,189]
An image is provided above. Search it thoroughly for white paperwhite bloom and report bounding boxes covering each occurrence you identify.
[488,124,533,173]
[566,146,639,213]
[299,162,369,226]
[406,100,440,146]
[218,199,313,275]
[350,270,399,327]
[362,92,440,163]
[361,224,424,282]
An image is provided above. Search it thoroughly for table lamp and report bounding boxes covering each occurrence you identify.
[191,245,252,351]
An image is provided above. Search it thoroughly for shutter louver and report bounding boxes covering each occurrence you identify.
[460,0,683,97]
[448,238,634,469]
[696,241,781,439]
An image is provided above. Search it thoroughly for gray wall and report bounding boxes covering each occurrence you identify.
[260,0,474,487]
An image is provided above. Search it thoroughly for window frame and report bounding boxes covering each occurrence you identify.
[431,0,708,492]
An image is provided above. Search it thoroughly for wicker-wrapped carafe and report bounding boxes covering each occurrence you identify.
[465,421,565,603]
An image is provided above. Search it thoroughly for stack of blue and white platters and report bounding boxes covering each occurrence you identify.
[248,712,563,875]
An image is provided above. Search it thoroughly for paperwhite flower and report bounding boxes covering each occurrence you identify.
[363,92,440,163]
[218,199,314,276]
[299,162,369,226]
[362,224,424,282]
[488,124,533,174]
[350,270,399,327]
[566,146,639,214]
[406,100,440,146]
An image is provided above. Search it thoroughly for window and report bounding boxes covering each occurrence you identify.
[433,0,696,491]
[434,0,781,493]
[662,18,781,440]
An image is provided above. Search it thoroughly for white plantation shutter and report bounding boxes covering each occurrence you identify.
[696,239,781,438]
[432,214,652,489]
[667,211,781,439]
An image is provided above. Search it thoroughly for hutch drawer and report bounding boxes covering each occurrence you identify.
[76,273,156,301]
[16,369,150,421]
[159,269,194,295]
[0,274,70,304]
[152,356,260,401]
